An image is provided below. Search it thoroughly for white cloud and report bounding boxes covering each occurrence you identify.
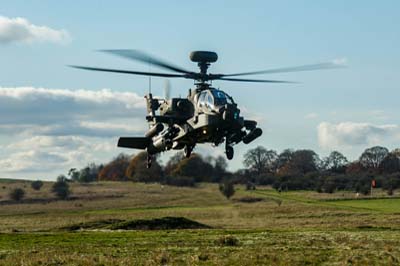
[0,150,70,172]
[317,122,400,149]
[0,15,70,44]
[7,135,86,150]
[0,87,147,136]
[19,121,146,138]
[78,121,145,136]
[0,87,148,178]
[0,135,117,175]
[239,106,265,122]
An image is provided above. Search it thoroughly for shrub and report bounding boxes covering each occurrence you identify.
[52,179,71,200]
[56,174,68,183]
[246,182,256,190]
[31,180,44,191]
[215,235,239,246]
[381,174,400,195]
[219,181,235,199]
[9,188,25,201]
[322,180,336,194]
[357,183,371,195]
[198,253,209,261]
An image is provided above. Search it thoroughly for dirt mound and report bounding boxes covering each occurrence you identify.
[62,217,211,231]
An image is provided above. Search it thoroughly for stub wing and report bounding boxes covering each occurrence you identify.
[118,137,150,149]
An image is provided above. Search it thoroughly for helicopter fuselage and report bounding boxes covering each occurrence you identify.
[120,83,262,160]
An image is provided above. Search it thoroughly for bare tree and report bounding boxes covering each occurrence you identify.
[359,146,389,169]
[243,146,277,176]
[379,152,400,174]
[391,148,400,157]
[323,151,348,172]
[275,149,294,170]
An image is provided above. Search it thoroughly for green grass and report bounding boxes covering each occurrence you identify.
[1,230,400,265]
[326,198,400,213]
[1,181,400,265]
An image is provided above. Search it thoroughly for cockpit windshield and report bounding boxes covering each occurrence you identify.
[211,90,232,106]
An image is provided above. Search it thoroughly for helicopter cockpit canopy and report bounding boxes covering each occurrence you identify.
[197,89,233,110]
[211,89,233,106]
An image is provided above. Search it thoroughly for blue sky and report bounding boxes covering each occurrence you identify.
[0,1,399,179]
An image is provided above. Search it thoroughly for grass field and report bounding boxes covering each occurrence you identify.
[1,180,400,265]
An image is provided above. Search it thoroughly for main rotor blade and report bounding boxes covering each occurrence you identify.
[222,61,346,77]
[69,65,186,78]
[218,77,296,83]
[100,49,191,74]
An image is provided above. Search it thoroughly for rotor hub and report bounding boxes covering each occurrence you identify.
[189,51,218,64]
[189,51,218,80]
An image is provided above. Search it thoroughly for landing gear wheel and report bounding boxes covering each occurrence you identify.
[147,154,152,169]
[184,145,193,158]
[226,145,234,160]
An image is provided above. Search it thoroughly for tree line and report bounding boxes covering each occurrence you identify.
[64,145,400,195]
[66,152,230,187]
[239,146,400,195]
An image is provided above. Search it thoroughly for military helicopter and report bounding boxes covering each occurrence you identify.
[71,50,343,167]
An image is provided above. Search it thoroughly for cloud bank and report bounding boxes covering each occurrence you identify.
[317,122,400,149]
[0,15,70,44]
[0,87,147,177]
[0,87,146,136]
[0,135,115,174]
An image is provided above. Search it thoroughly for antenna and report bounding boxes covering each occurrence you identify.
[164,79,171,100]
[148,76,152,93]
[148,59,152,93]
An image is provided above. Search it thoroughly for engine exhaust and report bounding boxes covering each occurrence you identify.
[243,128,262,144]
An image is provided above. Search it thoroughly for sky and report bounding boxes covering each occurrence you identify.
[0,1,400,180]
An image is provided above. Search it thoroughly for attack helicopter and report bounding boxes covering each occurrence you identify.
[71,50,343,168]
